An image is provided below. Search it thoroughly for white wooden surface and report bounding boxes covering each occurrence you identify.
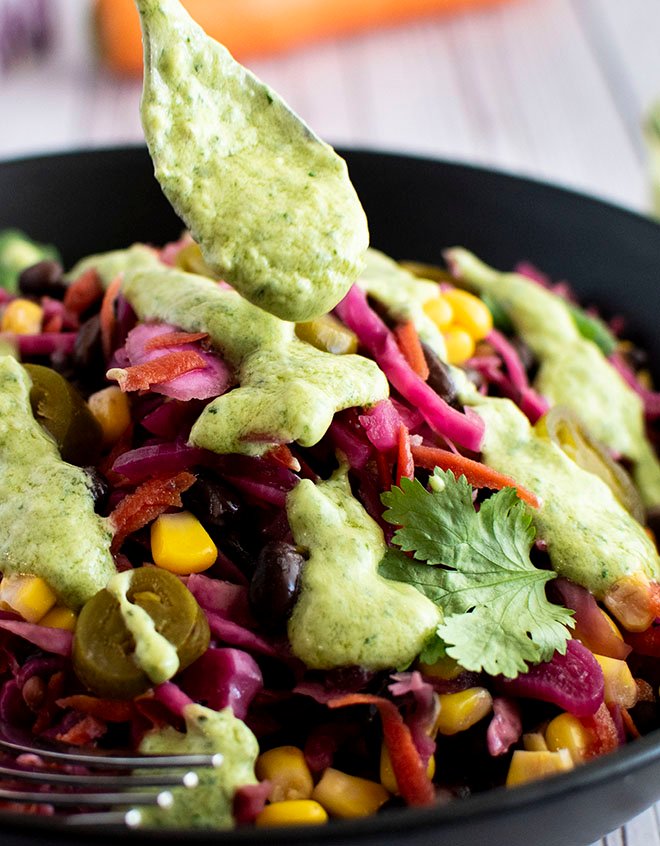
[1,1,660,843]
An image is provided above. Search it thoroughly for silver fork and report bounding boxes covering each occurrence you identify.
[0,732,223,827]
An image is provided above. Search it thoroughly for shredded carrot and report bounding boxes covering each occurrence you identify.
[100,274,123,359]
[396,424,415,486]
[621,708,641,739]
[43,314,63,333]
[63,268,104,317]
[411,443,540,508]
[376,451,392,491]
[56,715,107,746]
[56,695,134,723]
[395,321,429,380]
[648,581,660,618]
[107,350,207,392]
[581,703,619,758]
[328,693,435,807]
[145,331,209,351]
[265,444,301,472]
[109,471,197,552]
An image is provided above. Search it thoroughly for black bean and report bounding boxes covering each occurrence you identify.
[183,472,243,530]
[249,541,305,629]
[72,314,105,390]
[84,466,110,513]
[422,343,458,406]
[18,260,66,299]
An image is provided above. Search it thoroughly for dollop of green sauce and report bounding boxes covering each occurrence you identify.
[358,249,447,359]
[286,466,440,669]
[467,392,660,598]
[121,263,388,455]
[66,243,161,288]
[135,0,368,322]
[0,356,115,608]
[137,703,258,829]
[448,248,660,507]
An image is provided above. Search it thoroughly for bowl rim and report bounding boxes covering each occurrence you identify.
[0,145,659,842]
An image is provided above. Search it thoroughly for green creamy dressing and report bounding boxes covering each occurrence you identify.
[138,703,258,829]
[121,263,388,455]
[448,248,660,506]
[106,571,179,684]
[466,393,660,598]
[358,249,447,358]
[66,243,161,288]
[0,356,115,608]
[286,467,440,669]
[135,0,368,322]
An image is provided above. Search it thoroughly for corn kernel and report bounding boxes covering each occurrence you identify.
[418,655,463,681]
[0,575,57,623]
[1,299,43,335]
[151,511,217,575]
[604,574,654,632]
[88,386,131,446]
[423,296,454,330]
[599,608,624,641]
[380,743,435,794]
[523,732,548,752]
[593,653,638,709]
[442,288,493,341]
[434,687,493,736]
[255,746,313,803]
[39,606,77,631]
[506,749,573,787]
[312,768,389,819]
[545,713,591,763]
[443,327,475,365]
[255,800,328,827]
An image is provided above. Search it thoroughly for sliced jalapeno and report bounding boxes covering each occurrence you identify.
[295,314,358,355]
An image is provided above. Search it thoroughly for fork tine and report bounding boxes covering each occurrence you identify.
[0,736,222,769]
[0,787,174,807]
[0,763,198,788]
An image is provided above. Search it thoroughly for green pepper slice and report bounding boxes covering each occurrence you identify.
[73,568,210,699]
[23,364,102,466]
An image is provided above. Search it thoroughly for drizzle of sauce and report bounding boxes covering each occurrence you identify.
[135,0,368,322]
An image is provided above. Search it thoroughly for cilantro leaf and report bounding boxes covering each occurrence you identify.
[380,470,573,678]
[419,632,449,665]
[566,302,617,356]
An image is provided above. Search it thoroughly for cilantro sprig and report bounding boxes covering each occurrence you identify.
[379,470,573,678]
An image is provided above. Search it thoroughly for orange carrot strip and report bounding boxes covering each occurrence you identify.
[108,350,206,392]
[376,451,392,491]
[63,268,104,317]
[328,693,435,807]
[621,708,641,739]
[99,274,123,360]
[396,424,415,486]
[265,444,301,473]
[581,703,619,758]
[145,331,209,351]
[56,695,134,723]
[411,443,540,508]
[395,321,429,380]
[109,471,196,552]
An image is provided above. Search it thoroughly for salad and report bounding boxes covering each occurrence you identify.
[1,0,660,832]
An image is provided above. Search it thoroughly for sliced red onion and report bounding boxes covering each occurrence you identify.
[179,647,262,721]
[389,671,437,767]
[0,620,72,656]
[10,332,76,356]
[233,781,272,825]
[610,352,660,419]
[111,442,207,483]
[205,612,280,658]
[335,286,484,452]
[498,640,604,717]
[487,697,522,756]
[551,578,631,660]
[153,681,193,719]
[159,233,194,266]
[359,399,401,451]
[185,574,253,626]
[329,418,371,469]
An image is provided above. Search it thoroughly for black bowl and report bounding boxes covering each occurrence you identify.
[1,147,660,846]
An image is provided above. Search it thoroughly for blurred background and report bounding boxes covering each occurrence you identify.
[0,0,659,214]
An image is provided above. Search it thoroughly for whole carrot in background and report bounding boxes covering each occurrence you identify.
[95,0,516,74]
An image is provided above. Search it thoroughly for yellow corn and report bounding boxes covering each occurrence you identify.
[151,511,218,575]
[523,732,548,752]
[295,315,358,355]
[0,575,57,624]
[506,749,573,787]
[604,574,655,632]
[312,768,389,819]
[1,299,43,335]
[442,289,493,341]
[593,653,638,709]
[545,713,591,764]
[434,687,493,736]
[417,655,463,681]
[255,800,328,827]
[599,609,624,641]
[380,743,435,794]
[255,746,314,803]
[87,386,131,446]
[423,296,454,330]
[443,327,475,365]
[39,606,77,631]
